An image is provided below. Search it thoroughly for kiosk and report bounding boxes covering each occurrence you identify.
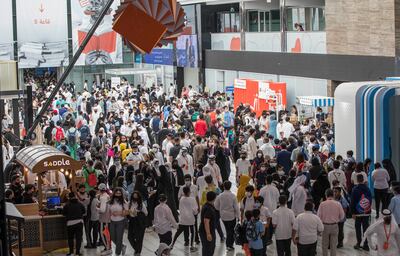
[11,145,83,255]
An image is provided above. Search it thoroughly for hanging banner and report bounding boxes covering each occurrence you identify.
[16,0,69,68]
[71,0,122,65]
[176,35,198,68]
[0,0,14,61]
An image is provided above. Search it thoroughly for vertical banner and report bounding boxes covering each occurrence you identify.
[0,0,14,61]
[71,0,122,65]
[176,35,198,68]
[16,0,69,68]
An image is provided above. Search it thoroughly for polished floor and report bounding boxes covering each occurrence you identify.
[46,164,377,256]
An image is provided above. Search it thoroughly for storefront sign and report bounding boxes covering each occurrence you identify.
[43,158,71,168]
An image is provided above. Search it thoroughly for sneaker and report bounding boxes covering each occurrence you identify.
[220,237,226,243]
[101,249,113,256]
[190,247,198,252]
[195,240,200,245]
[122,245,127,255]
[266,240,273,246]
[353,244,361,250]
[226,247,235,251]
[184,242,189,247]
[337,243,343,248]
[362,245,370,251]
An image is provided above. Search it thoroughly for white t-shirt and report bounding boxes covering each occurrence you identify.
[179,196,198,226]
[272,206,296,240]
[236,159,251,177]
[293,211,324,245]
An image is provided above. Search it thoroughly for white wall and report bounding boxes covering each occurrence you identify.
[280,75,327,107]
[184,67,200,89]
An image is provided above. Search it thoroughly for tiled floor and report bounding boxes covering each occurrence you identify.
[46,163,377,256]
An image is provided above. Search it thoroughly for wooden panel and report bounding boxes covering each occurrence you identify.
[15,203,39,216]
[113,3,167,53]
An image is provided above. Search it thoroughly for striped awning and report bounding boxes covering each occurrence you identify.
[297,96,335,107]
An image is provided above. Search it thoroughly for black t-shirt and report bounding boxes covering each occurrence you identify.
[169,145,181,159]
[199,202,217,236]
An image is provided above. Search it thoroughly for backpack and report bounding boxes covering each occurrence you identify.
[234,222,247,245]
[356,193,371,214]
[80,125,90,142]
[246,220,258,241]
[87,169,98,187]
[55,127,64,142]
[67,129,77,146]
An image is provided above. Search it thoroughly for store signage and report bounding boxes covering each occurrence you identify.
[234,79,246,89]
[43,158,71,167]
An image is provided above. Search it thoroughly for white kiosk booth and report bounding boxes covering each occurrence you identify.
[334,81,400,185]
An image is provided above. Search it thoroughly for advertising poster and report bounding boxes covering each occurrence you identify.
[234,79,287,116]
[176,35,198,68]
[16,0,69,68]
[0,0,14,61]
[143,44,174,66]
[71,0,122,65]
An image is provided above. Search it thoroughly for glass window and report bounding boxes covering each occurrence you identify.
[270,10,280,31]
[224,13,231,32]
[265,12,270,31]
[235,13,241,32]
[248,11,259,32]
[217,13,224,33]
[260,12,265,32]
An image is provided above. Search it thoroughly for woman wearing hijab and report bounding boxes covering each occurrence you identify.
[289,175,308,216]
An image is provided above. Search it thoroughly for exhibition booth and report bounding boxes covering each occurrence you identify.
[10,145,83,256]
[296,95,334,123]
[334,81,400,188]
[233,78,287,116]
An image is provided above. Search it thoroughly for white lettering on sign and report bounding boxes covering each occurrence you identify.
[43,158,71,167]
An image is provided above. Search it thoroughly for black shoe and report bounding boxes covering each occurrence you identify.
[195,240,200,244]
[354,244,361,250]
[337,243,343,248]
[84,245,91,249]
[362,245,370,251]
[184,242,189,246]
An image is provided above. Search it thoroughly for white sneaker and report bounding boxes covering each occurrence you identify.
[100,249,113,255]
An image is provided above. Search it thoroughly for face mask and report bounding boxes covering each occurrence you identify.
[153,148,159,152]
[257,154,263,158]
[260,167,266,171]
[185,181,191,186]
[245,192,252,197]
[254,203,261,208]
[61,142,66,145]
[270,163,277,167]
[278,170,285,176]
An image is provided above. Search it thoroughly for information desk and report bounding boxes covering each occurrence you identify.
[13,204,67,256]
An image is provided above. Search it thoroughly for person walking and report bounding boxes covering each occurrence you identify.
[108,187,128,256]
[87,189,100,249]
[292,202,324,256]
[214,181,240,251]
[97,183,112,255]
[272,195,295,256]
[372,162,390,219]
[63,192,86,256]
[364,209,400,255]
[350,174,372,251]
[154,194,178,245]
[127,191,148,256]
[317,188,345,256]
[333,186,349,248]
[171,186,198,252]
[199,191,218,256]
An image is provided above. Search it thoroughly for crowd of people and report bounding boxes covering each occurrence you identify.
[3,76,400,256]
